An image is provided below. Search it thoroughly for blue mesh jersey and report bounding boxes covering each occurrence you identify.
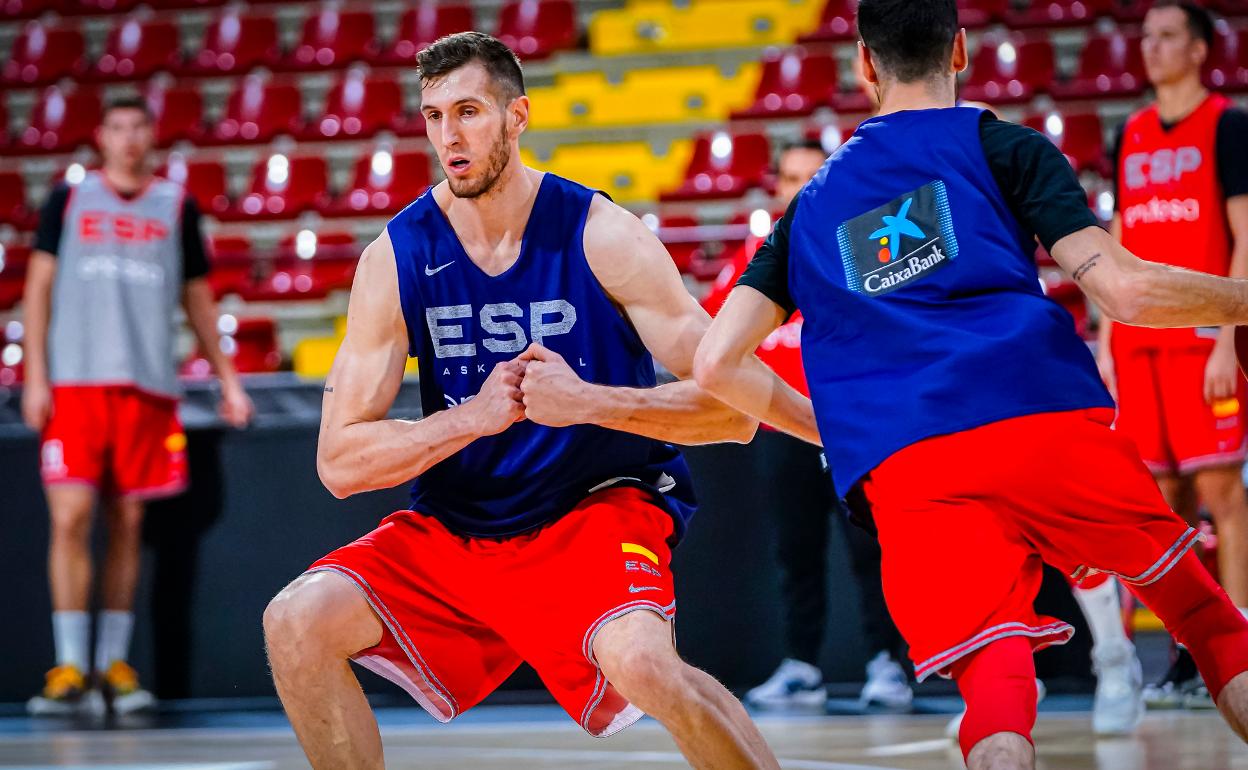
[387,173,696,541]
[786,107,1113,495]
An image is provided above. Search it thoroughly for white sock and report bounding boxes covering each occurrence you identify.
[1240,607,1248,623]
[94,610,134,672]
[1074,577,1130,654]
[52,611,90,671]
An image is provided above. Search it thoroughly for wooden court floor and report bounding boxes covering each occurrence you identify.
[2,706,1246,769]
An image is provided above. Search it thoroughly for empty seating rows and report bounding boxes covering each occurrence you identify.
[2,0,570,89]
[521,139,693,202]
[588,0,824,57]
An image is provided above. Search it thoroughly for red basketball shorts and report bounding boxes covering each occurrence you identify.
[863,408,1197,682]
[41,385,188,499]
[1114,345,1247,475]
[306,486,677,737]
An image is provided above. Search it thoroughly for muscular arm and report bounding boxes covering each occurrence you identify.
[693,286,821,445]
[1052,224,1248,328]
[317,232,523,498]
[571,195,757,445]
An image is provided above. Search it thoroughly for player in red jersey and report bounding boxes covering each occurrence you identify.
[1097,0,1248,708]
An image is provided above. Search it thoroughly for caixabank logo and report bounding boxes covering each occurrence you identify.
[835,180,960,297]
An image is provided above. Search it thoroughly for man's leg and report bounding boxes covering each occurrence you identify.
[1131,550,1248,740]
[1193,466,1248,607]
[96,497,143,671]
[594,611,779,770]
[47,485,97,672]
[952,636,1038,770]
[264,571,385,770]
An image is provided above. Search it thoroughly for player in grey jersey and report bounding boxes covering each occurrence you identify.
[22,98,253,715]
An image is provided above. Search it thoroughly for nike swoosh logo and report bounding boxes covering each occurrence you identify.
[628,585,661,594]
[425,262,455,277]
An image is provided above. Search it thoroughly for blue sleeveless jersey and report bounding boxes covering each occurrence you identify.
[789,107,1113,495]
[387,174,695,540]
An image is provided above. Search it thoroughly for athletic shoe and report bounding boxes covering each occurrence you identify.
[745,658,826,709]
[1144,647,1202,710]
[27,664,99,716]
[1182,682,1216,710]
[1091,641,1144,735]
[946,678,1046,739]
[100,660,156,714]
[859,651,913,709]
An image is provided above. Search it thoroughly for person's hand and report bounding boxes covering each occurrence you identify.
[1205,343,1240,405]
[1096,351,1117,403]
[464,359,527,436]
[21,378,52,432]
[219,380,254,428]
[518,344,594,428]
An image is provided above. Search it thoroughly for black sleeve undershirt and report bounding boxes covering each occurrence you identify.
[735,112,1098,313]
[32,181,210,282]
[1217,108,1248,200]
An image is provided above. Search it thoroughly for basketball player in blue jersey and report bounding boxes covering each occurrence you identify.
[262,32,777,769]
[696,1,1248,768]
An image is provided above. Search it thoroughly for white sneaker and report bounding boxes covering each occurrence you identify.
[946,678,1046,739]
[1091,641,1143,735]
[745,658,825,709]
[859,651,913,709]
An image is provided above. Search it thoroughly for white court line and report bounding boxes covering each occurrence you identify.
[864,738,952,757]
[0,764,273,770]
[391,746,906,770]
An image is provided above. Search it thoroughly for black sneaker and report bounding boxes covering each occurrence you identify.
[1143,647,1207,709]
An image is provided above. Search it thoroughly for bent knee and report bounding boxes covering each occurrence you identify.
[264,572,381,659]
[599,638,684,700]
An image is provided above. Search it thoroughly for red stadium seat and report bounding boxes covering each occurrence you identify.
[1206,24,1247,93]
[203,76,301,145]
[182,12,279,76]
[1109,0,1149,22]
[0,244,32,313]
[661,132,772,202]
[234,232,355,302]
[654,215,702,275]
[278,9,377,71]
[1209,0,1248,17]
[300,72,403,140]
[181,316,282,376]
[325,149,432,216]
[960,33,1055,105]
[958,0,1008,28]
[0,99,9,153]
[3,21,85,87]
[0,173,36,230]
[87,19,180,82]
[0,0,57,19]
[733,48,839,119]
[206,235,253,298]
[1006,0,1111,29]
[159,156,231,217]
[17,86,101,154]
[495,0,578,60]
[1051,30,1144,99]
[799,0,857,43]
[227,155,329,221]
[1022,111,1107,175]
[148,0,227,9]
[376,3,475,65]
[61,0,140,14]
[147,82,204,147]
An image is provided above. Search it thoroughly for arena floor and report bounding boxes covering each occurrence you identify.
[2,699,1246,770]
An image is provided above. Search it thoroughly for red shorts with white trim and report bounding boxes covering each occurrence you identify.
[306,486,677,737]
[1113,345,1247,475]
[863,408,1197,682]
[41,385,188,499]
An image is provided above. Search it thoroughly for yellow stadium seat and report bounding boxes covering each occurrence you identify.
[590,0,822,56]
[293,336,342,379]
[538,140,693,202]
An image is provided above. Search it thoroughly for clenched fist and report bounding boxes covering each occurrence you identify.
[465,359,528,436]
[518,344,595,428]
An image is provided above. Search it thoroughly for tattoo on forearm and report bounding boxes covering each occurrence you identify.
[1072,253,1101,282]
[324,386,334,393]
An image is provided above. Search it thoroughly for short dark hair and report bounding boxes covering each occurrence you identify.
[417,32,525,102]
[783,139,826,155]
[1150,0,1215,48]
[101,96,152,123]
[856,0,960,83]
